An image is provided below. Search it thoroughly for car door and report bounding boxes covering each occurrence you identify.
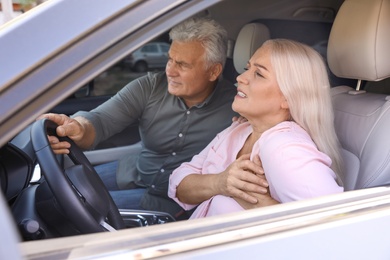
[48,60,142,150]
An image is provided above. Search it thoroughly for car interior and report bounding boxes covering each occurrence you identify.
[328,0,390,190]
[1,0,390,244]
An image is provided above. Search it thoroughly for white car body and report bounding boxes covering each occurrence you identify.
[1,0,390,259]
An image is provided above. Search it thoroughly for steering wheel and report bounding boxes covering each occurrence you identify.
[31,118,125,233]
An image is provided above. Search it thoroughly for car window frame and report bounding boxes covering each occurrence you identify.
[0,0,222,147]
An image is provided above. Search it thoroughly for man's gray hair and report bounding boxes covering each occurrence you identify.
[169,17,228,69]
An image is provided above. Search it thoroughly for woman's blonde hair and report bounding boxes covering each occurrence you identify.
[264,39,343,185]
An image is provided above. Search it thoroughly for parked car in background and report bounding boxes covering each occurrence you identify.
[1,0,390,259]
[122,41,170,72]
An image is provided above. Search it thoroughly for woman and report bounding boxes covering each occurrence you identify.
[168,39,343,218]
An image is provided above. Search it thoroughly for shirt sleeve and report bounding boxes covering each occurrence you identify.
[73,73,155,148]
[259,130,343,203]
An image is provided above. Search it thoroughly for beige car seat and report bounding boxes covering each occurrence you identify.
[233,23,271,74]
[328,0,390,190]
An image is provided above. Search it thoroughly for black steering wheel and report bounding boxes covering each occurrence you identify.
[31,118,125,233]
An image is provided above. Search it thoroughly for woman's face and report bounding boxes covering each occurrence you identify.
[233,44,288,126]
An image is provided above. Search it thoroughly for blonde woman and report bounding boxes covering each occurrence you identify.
[169,39,343,218]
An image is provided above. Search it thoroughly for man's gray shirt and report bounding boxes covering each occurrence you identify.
[75,71,237,215]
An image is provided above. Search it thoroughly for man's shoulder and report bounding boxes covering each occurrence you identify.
[140,71,167,87]
[122,71,167,95]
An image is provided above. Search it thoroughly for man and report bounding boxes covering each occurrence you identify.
[41,17,267,219]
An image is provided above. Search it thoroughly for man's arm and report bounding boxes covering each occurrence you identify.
[38,113,96,154]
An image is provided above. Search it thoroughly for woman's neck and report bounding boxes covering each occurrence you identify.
[237,132,261,159]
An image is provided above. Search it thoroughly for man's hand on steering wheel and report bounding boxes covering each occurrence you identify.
[37,113,92,154]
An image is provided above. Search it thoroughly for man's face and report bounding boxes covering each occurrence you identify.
[166,41,220,107]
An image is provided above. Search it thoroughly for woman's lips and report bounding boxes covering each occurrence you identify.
[236,89,247,98]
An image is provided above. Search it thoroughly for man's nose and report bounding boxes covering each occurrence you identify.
[166,61,178,76]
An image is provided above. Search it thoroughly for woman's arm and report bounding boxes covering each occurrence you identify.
[171,154,269,206]
[259,125,343,203]
[233,155,279,209]
[235,189,279,209]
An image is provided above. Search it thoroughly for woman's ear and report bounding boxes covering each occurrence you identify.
[209,63,223,81]
[280,98,289,109]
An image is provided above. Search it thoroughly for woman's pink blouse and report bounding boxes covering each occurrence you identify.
[168,121,343,219]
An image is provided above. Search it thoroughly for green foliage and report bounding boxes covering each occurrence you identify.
[19,0,37,8]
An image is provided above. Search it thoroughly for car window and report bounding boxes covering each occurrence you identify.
[90,40,169,97]
[50,37,170,150]
[160,44,170,52]
[142,44,158,53]
[92,64,145,96]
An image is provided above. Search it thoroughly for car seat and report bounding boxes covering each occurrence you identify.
[327,0,390,190]
[224,23,270,82]
[233,23,270,74]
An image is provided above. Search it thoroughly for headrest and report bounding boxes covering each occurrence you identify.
[328,0,390,81]
[233,23,270,74]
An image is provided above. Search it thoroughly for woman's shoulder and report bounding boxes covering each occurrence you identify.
[260,121,313,148]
